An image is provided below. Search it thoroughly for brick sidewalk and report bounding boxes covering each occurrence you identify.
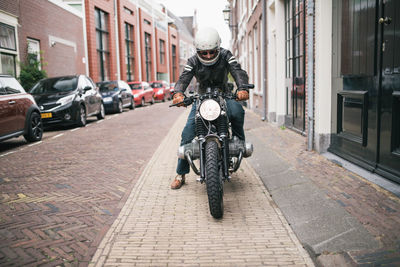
[244,109,400,266]
[89,109,314,267]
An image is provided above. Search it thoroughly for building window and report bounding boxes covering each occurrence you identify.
[159,39,165,65]
[27,38,41,67]
[0,53,16,76]
[0,23,16,51]
[0,23,17,76]
[125,23,135,81]
[145,32,152,81]
[172,44,177,81]
[95,8,110,81]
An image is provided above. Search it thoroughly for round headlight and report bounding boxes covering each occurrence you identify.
[199,99,221,121]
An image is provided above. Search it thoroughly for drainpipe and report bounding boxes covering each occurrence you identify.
[114,0,121,80]
[261,0,267,121]
[82,0,89,76]
[307,0,314,151]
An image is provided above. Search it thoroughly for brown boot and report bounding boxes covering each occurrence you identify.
[171,174,185,189]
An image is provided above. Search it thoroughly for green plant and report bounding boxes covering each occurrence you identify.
[280,125,286,130]
[18,50,47,91]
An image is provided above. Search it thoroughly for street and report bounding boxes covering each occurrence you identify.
[0,103,183,266]
[0,102,313,266]
[1,101,400,266]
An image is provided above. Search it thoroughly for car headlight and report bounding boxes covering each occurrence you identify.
[134,94,139,98]
[103,97,113,103]
[199,99,221,121]
[56,95,75,106]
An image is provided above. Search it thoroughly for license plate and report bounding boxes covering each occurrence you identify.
[41,112,52,119]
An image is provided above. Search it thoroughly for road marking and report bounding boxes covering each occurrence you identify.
[0,151,15,157]
[51,133,64,139]
[28,141,42,147]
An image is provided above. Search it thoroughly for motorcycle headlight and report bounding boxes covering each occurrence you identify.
[199,99,221,121]
[56,95,75,106]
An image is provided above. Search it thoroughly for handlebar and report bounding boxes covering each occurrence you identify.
[169,84,255,107]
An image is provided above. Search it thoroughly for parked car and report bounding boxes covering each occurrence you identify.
[128,81,154,106]
[150,80,172,102]
[29,75,105,127]
[0,75,43,142]
[97,80,134,113]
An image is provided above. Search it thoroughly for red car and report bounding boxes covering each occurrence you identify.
[150,80,172,102]
[128,81,154,106]
[0,75,43,143]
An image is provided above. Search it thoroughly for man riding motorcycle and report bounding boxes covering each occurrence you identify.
[171,27,250,189]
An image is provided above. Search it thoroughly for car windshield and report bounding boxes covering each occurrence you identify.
[98,82,119,92]
[30,76,78,94]
[130,83,142,90]
[151,82,162,88]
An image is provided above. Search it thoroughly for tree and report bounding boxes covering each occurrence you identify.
[18,50,47,91]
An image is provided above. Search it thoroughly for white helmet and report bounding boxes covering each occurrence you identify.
[194,27,221,66]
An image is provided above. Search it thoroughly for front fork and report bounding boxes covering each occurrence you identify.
[197,114,230,182]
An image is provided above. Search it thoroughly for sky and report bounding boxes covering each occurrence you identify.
[156,0,231,48]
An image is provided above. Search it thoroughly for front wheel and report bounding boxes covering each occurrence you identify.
[97,103,105,120]
[24,112,43,142]
[205,140,224,219]
[77,105,87,127]
[129,97,135,110]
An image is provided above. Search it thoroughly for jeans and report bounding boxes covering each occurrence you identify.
[176,99,245,175]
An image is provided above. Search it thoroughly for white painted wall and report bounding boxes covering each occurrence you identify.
[275,0,286,125]
[314,0,333,151]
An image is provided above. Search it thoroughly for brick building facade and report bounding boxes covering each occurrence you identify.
[0,0,195,85]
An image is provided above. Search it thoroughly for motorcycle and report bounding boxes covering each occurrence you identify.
[170,84,254,218]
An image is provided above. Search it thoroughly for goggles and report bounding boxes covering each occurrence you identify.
[197,49,219,60]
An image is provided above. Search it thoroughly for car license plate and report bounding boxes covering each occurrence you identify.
[41,112,52,119]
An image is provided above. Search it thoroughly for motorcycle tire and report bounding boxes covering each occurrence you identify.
[205,140,224,219]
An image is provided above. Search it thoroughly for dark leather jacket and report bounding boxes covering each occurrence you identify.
[174,48,249,95]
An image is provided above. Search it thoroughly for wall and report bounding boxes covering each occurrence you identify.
[85,0,117,82]
[18,0,85,78]
[314,0,332,152]
[117,0,139,82]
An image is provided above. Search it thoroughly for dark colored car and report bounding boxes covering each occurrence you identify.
[29,75,105,127]
[150,80,172,102]
[0,75,43,142]
[128,81,154,106]
[97,80,135,113]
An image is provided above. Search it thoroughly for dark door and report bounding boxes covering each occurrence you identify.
[377,0,400,180]
[330,0,400,183]
[284,0,306,132]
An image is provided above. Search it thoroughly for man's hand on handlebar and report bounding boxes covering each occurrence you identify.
[236,90,249,101]
[173,92,185,107]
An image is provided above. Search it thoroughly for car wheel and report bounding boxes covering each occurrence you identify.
[24,112,43,142]
[151,96,155,105]
[117,100,123,113]
[162,95,166,102]
[141,98,145,107]
[97,103,105,120]
[77,105,87,127]
[129,97,135,110]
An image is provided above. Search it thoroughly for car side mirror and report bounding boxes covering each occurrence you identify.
[83,86,92,91]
